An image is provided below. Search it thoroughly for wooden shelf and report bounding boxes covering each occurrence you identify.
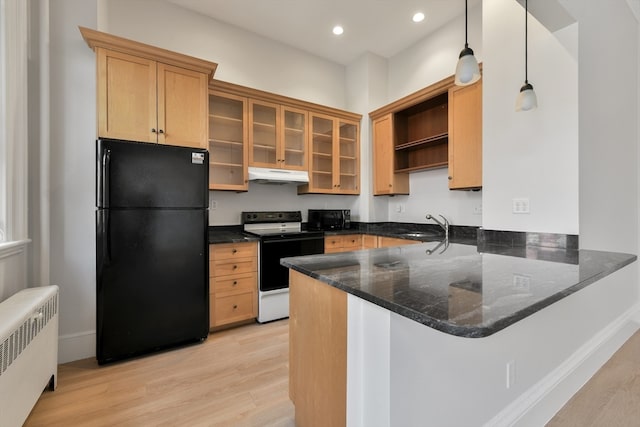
[285,148,304,154]
[210,138,243,146]
[313,170,332,176]
[395,133,448,151]
[253,121,276,129]
[210,161,243,168]
[312,151,332,158]
[210,114,242,123]
[396,161,448,173]
[253,143,276,151]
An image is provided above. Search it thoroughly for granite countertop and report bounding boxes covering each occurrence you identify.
[280,242,636,338]
[208,228,259,244]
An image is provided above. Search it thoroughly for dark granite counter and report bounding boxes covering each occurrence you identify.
[281,242,636,338]
[208,226,259,244]
[323,222,478,245]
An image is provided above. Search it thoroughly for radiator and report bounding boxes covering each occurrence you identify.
[0,285,59,427]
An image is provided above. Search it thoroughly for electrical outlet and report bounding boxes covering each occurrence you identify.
[512,274,531,291]
[512,198,530,214]
[506,360,516,389]
[210,200,218,210]
[473,204,482,215]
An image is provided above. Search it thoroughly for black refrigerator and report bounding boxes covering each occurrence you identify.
[96,138,209,364]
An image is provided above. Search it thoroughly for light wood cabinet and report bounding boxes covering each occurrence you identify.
[208,91,249,191]
[81,27,216,150]
[299,114,360,195]
[373,114,409,196]
[376,236,420,248]
[289,270,347,427]
[361,234,378,249]
[96,48,208,149]
[448,80,482,189]
[209,242,258,328]
[249,100,308,171]
[370,71,482,195]
[324,234,362,253]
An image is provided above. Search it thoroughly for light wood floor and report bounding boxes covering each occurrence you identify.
[547,329,640,426]
[24,321,640,427]
[25,319,295,427]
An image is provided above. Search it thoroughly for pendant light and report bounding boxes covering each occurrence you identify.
[515,0,538,111]
[455,0,480,86]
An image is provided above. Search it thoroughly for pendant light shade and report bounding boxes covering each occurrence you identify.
[516,0,537,112]
[515,82,538,111]
[454,0,480,86]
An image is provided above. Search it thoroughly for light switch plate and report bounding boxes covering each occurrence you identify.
[512,198,530,214]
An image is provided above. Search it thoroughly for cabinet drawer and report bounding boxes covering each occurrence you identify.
[213,292,256,326]
[324,236,343,251]
[362,234,378,249]
[377,236,420,248]
[211,257,257,277]
[210,242,257,261]
[341,234,362,249]
[211,273,256,294]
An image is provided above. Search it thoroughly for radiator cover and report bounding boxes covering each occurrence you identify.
[0,285,59,427]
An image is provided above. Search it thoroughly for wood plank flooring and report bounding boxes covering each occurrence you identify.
[24,320,640,426]
[24,319,295,427]
[547,329,640,426]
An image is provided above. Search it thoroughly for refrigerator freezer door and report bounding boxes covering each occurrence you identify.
[96,138,208,209]
[96,208,209,364]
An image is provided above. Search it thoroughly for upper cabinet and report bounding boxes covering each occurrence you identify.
[248,101,308,171]
[370,72,482,195]
[211,80,361,194]
[448,82,482,190]
[298,114,360,195]
[208,91,248,191]
[80,27,217,150]
[373,113,409,196]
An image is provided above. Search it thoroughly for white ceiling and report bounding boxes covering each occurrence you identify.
[165,0,482,65]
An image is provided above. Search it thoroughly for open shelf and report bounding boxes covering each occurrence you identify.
[393,91,449,173]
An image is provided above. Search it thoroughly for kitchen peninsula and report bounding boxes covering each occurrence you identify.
[282,241,636,426]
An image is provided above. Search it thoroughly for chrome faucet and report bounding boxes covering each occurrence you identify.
[426,214,449,241]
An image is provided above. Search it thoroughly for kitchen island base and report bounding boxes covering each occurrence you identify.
[289,265,639,426]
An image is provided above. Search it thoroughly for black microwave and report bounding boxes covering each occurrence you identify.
[307,209,351,231]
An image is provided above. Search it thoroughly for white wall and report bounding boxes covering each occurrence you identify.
[49,0,98,362]
[384,4,484,227]
[483,0,579,234]
[561,0,639,253]
[102,0,346,109]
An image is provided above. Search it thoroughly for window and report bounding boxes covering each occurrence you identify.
[0,0,28,245]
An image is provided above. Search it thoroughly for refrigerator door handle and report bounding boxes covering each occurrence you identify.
[98,210,112,266]
[100,148,111,208]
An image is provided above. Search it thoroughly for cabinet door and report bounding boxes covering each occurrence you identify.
[157,63,208,149]
[97,48,157,143]
[337,120,360,194]
[309,114,335,192]
[282,107,308,170]
[448,81,482,189]
[373,114,409,196]
[208,92,248,191]
[249,100,280,168]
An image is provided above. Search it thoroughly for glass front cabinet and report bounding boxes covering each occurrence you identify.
[208,91,248,191]
[299,114,360,195]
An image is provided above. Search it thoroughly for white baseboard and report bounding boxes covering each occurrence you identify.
[58,330,95,364]
[485,303,640,427]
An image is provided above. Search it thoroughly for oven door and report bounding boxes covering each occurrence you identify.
[259,234,324,292]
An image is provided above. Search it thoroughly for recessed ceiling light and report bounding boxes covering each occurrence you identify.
[332,25,344,36]
[412,12,425,23]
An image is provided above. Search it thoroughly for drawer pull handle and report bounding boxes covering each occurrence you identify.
[233,265,238,270]
[233,281,238,286]
[232,249,237,254]
[233,304,238,310]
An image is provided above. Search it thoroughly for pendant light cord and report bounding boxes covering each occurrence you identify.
[465,0,469,48]
[525,0,528,84]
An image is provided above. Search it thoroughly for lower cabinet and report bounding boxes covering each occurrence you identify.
[325,234,363,253]
[377,236,420,248]
[209,242,258,328]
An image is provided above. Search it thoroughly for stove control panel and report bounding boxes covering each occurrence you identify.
[242,211,302,224]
